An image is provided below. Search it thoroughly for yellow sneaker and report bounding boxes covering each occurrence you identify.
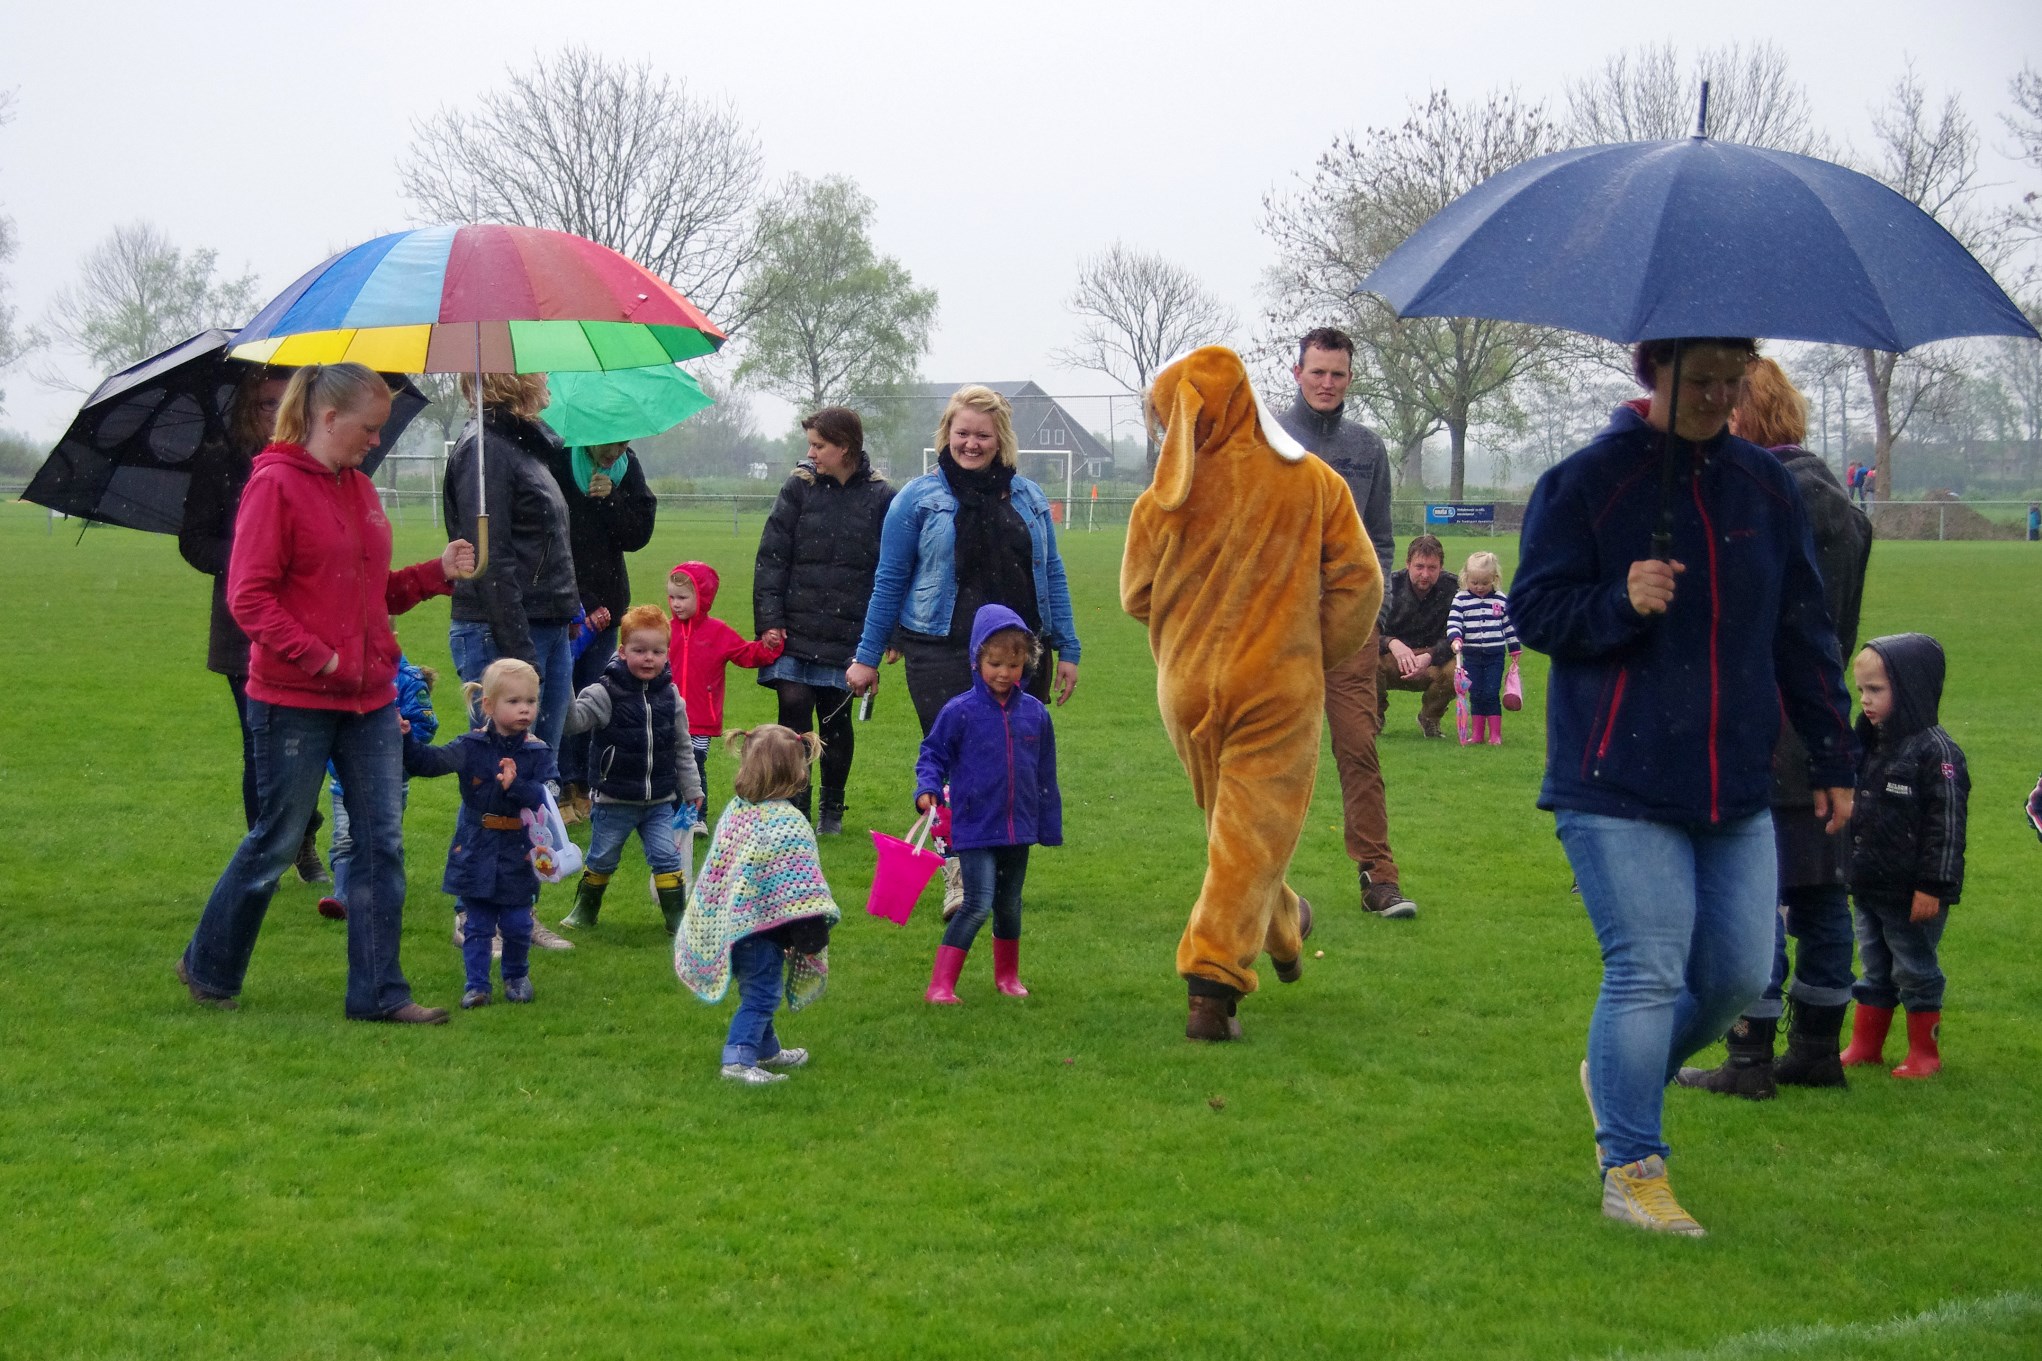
[1601,1156,1706,1237]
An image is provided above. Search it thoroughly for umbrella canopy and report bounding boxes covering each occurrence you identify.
[1359,136,2038,350]
[540,364,715,446]
[227,224,727,373]
[21,329,427,534]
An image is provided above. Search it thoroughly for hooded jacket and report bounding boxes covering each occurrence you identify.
[668,561,783,736]
[403,724,557,904]
[227,443,454,712]
[444,409,581,662]
[914,604,1062,851]
[1513,404,1856,825]
[753,457,895,669]
[1848,633,1968,906]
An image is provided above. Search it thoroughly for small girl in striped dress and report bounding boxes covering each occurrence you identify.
[675,726,842,1084]
[1447,551,1524,746]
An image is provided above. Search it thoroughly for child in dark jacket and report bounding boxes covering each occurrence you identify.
[1839,633,1969,1079]
[404,658,557,1009]
[557,605,705,937]
[915,604,1062,1003]
[668,561,785,795]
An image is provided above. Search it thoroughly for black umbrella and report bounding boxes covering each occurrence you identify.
[21,329,429,534]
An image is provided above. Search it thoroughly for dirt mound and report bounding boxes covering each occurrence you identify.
[1867,497,2021,541]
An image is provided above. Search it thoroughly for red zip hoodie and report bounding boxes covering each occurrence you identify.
[228,442,452,712]
[668,561,783,735]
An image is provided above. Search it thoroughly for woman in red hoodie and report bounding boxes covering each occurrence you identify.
[178,363,475,1024]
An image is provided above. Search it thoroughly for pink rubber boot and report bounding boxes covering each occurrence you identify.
[925,944,967,1005]
[1486,714,1503,746]
[992,937,1029,997]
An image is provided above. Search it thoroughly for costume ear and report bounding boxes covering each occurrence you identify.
[1149,368,1203,512]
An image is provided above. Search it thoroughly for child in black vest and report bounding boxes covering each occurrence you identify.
[1839,633,1969,1079]
[558,605,706,936]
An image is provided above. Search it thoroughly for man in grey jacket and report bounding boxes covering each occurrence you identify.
[1275,328,1417,919]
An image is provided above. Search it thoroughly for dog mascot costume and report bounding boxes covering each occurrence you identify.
[1121,346,1381,1041]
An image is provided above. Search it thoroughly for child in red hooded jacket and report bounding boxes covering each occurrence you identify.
[669,561,786,794]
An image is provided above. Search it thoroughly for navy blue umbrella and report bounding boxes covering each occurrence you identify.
[1358,136,2037,350]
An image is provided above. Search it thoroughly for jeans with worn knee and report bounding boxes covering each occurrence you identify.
[722,933,786,1066]
[184,701,415,1018]
[1852,896,1948,1012]
[448,619,574,757]
[586,800,683,875]
[943,845,1030,951]
[1557,808,1776,1170]
[1745,882,1856,1020]
[459,900,534,994]
[556,623,617,787]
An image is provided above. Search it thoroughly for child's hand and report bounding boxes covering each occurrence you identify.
[693,797,707,815]
[496,757,517,790]
[762,628,786,649]
[588,606,612,632]
[398,717,411,735]
[1909,889,1941,923]
[916,793,937,814]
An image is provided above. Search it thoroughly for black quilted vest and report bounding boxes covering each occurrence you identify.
[592,656,682,802]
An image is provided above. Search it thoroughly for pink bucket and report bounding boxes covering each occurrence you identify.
[866,810,943,924]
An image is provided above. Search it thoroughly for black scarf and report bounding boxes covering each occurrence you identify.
[939,448,1038,631]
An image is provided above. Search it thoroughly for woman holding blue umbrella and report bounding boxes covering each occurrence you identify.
[1512,337,1857,1238]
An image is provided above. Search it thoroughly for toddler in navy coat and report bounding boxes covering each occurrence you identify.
[405,658,557,1009]
[915,604,1061,1003]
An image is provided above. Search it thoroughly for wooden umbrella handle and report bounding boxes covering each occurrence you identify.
[454,514,490,580]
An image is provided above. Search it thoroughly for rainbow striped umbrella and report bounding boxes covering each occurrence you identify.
[228,223,725,371]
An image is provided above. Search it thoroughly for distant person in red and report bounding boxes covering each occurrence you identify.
[669,561,784,796]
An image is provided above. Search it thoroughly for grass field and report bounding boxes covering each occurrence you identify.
[1,499,2038,1359]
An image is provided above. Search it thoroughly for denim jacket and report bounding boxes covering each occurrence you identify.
[853,468,1081,666]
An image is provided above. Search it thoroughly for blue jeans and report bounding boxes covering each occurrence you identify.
[1557,809,1776,1169]
[184,701,415,1018]
[330,782,410,907]
[723,933,786,1066]
[459,900,534,994]
[586,800,683,875]
[557,623,617,786]
[1462,648,1506,717]
[1852,897,1948,1012]
[943,845,1029,950]
[449,620,574,757]
[1747,882,1856,1019]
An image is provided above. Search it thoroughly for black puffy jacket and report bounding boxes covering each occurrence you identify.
[1848,633,1969,907]
[753,459,894,670]
[543,445,657,620]
[444,410,581,663]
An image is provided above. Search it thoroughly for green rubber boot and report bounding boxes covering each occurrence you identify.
[655,872,687,936]
[561,872,610,929]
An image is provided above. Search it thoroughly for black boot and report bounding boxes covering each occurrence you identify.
[791,784,813,822]
[817,787,846,836]
[1674,1015,1777,1100]
[293,806,330,884]
[1775,1001,1850,1088]
[560,872,609,929]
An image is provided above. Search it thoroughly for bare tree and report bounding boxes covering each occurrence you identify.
[2003,64,2042,266]
[398,46,771,333]
[1263,88,1558,498]
[1053,242,1236,463]
[40,221,258,385]
[735,175,937,411]
[1566,41,1828,153]
[0,90,32,414]
[1856,67,2002,500]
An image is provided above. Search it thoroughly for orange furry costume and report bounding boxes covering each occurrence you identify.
[1120,348,1381,1028]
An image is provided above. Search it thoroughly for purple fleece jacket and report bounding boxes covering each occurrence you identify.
[915,604,1063,851]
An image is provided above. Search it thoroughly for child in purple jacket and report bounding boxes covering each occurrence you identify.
[916,604,1062,1003]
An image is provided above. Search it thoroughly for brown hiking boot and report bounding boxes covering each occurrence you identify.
[361,1002,450,1025]
[1418,715,1443,739]
[1361,876,1418,919]
[176,956,237,1010]
[1186,994,1236,1042]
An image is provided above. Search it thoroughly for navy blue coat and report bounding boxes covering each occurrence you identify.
[405,724,557,904]
[1513,405,1855,826]
[915,604,1062,850]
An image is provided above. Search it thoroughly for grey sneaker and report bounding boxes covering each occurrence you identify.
[940,857,964,921]
[758,1048,809,1069]
[528,919,575,951]
[460,988,491,1010]
[504,976,534,1004]
[720,1063,788,1085]
[451,911,466,947]
[1361,875,1418,919]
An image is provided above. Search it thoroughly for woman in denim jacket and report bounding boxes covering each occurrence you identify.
[845,385,1081,735]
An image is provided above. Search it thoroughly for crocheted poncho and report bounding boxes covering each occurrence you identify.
[675,796,842,1009]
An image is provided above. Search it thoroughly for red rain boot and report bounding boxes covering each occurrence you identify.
[925,944,967,1005]
[1486,714,1503,746]
[1891,1010,1941,1078]
[992,937,1029,997]
[1839,1003,1894,1067]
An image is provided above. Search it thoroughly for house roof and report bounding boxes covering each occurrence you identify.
[895,381,1115,466]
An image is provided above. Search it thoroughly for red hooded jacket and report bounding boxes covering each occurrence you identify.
[228,442,453,712]
[669,561,783,736]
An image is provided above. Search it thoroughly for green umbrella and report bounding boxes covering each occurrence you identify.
[541,363,716,446]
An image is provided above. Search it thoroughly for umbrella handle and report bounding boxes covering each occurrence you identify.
[454,514,490,580]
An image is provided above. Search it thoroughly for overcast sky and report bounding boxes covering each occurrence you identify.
[2,0,2035,444]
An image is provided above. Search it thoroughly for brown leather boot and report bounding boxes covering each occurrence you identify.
[1186,994,1235,1042]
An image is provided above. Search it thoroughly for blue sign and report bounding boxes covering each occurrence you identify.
[1425,503,1496,524]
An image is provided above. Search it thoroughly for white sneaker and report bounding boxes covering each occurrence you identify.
[940,857,964,921]
[758,1048,809,1069]
[720,1063,788,1085]
[528,919,575,951]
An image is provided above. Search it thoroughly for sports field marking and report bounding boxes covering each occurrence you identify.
[1600,1291,2042,1359]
